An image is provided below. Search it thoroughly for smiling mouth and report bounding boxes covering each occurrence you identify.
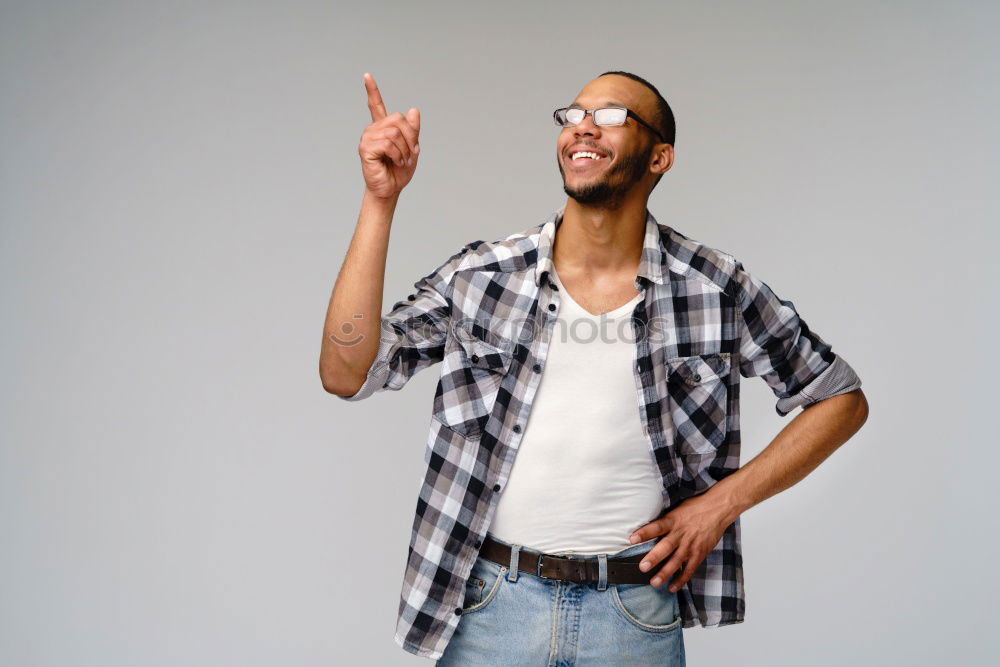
[566,152,608,170]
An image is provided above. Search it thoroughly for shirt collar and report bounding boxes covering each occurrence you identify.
[534,205,670,287]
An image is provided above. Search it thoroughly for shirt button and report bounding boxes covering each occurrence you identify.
[407,294,416,301]
[692,373,701,382]
[547,303,556,312]
[493,483,501,492]
[474,539,482,548]
[455,607,462,615]
[532,363,541,373]
[512,424,522,433]
[470,354,480,363]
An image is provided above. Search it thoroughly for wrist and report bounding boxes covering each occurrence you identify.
[709,477,753,525]
[363,187,400,210]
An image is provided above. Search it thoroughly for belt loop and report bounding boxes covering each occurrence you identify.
[507,545,521,582]
[597,554,608,591]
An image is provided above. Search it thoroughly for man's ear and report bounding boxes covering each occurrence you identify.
[651,143,674,175]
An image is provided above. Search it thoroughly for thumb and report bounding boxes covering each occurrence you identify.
[407,107,420,134]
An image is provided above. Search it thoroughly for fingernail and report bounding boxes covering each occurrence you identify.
[639,561,649,571]
[651,578,661,586]
[629,534,639,544]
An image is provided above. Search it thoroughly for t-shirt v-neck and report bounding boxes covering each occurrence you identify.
[549,266,643,319]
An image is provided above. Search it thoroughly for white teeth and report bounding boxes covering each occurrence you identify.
[570,151,603,161]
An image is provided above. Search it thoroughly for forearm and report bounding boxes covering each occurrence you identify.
[319,189,398,394]
[709,388,870,524]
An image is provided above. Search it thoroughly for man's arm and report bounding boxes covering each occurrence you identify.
[319,190,398,396]
[631,389,868,590]
[706,387,868,526]
[323,77,479,401]
[628,258,869,590]
[319,72,420,396]
[707,254,871,518]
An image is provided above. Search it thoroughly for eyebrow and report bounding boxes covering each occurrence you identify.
[569,100,629,108]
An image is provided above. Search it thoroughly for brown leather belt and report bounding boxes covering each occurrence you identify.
[478,534,658,585]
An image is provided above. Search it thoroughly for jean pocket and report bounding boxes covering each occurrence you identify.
[610,582,683,632]
[461,556,507,615]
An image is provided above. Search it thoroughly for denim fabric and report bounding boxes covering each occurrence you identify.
[436,533,685,666]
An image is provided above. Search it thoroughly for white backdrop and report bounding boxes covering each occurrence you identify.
[2,1,997,665]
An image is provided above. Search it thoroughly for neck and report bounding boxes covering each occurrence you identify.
[555,196,648,279]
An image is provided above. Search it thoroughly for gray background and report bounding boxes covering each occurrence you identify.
[2,0,997,665]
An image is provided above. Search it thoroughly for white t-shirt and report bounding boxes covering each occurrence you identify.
[487,267,665,555]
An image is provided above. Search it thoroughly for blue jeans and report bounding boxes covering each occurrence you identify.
[436,532,685,666]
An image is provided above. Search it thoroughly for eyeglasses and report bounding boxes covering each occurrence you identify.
[553,107,666,143]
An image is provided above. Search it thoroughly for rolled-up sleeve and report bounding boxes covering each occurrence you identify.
[731,259,862,417]
[336,241,480,402]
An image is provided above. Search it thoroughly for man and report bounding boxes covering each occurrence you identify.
[319,70,869,664]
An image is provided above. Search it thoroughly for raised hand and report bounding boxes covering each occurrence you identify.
[358,72,421,200]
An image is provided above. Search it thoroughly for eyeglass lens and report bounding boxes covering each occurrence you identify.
[562,108,627,126]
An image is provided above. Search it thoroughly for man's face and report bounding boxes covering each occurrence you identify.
[556,75,659,207]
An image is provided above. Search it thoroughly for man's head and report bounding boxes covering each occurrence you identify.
[556,71,675,208]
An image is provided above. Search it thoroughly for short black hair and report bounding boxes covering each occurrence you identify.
[598,70,675,192]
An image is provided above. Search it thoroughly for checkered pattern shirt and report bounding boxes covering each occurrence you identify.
[338,205,862,660]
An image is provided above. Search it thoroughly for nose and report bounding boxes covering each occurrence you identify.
[572,111,602,138]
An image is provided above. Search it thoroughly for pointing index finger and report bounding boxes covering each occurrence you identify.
[364,72,387,122]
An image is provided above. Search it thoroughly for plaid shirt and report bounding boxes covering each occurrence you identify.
[338,206,862,660]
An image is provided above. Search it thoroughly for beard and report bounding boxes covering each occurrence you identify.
[559,139,653,208]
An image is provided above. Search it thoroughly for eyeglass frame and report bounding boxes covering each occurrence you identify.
[553,106,666,144]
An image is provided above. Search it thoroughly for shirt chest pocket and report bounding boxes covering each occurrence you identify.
[665,352,731,457]
[432,322,514,440]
